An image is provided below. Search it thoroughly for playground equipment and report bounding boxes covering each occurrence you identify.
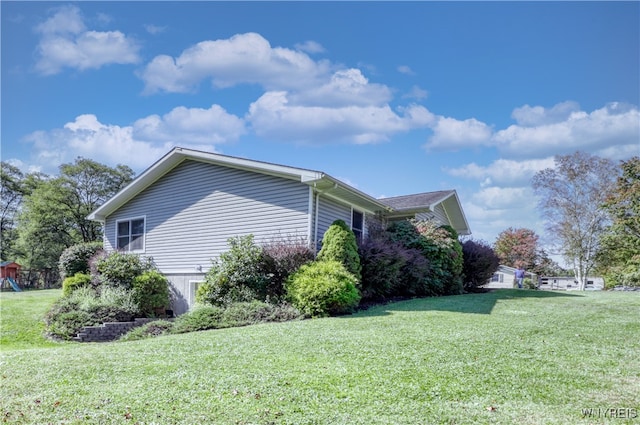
[5,277,22,292]
[1,261,22,291]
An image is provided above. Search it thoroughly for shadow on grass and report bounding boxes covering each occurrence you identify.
[351,289,584,317]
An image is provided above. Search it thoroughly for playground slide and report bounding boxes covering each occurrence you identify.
[7,277,21,292]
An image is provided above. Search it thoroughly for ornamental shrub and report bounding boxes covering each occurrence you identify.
[172,305,225,333]
[317,220,361,282]
[286,260,360,317]
[120,320,174,341]
[62,273,92,297]
[58,242,103,281]
[197,235,270,306]
[261,236,315,300]
[93,251,154,289]
[132,270,170,316]
[462,239,500,291]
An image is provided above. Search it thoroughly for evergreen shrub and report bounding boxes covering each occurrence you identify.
[93,251,153,289]
[317,220,361,281]
[286,260,360,317]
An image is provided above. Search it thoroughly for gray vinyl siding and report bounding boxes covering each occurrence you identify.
[316,195,351,249]
[431,204,449,227]
[104,159,310,272]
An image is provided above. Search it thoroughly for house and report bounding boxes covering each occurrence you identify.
[88,147,471,314]
[484,265,538,289]
[539,276,605,291]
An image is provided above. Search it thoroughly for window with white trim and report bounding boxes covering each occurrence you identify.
[116,217,145,252]
[352,209,364,243]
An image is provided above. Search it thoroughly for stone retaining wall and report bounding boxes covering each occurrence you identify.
[74,318,154,342]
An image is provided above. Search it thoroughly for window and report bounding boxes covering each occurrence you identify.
[352,210,364,242]
[116,217,145,252]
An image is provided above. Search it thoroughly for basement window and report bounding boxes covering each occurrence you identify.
[116,217,145,252]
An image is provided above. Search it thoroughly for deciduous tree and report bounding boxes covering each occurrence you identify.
[532,152,617,290]
[493,227,540,270]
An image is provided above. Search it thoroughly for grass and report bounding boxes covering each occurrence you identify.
[1,289,639,424]
[0,289,65,350]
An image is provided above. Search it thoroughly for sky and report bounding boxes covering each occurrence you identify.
[2,1,639,251]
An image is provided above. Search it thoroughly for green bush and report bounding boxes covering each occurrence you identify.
[62,273,92,297]
[317,220,361,281]
[220,300,302,327]
[45,286,138,340]
[58,242,103,281]
[196,235,270,306]
[172,305,225,334]
[93,251,153,289]
[120,320,174,342]
[132,270,170,316]
[286,260,361,317]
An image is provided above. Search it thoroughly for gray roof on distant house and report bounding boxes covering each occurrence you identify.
[378,190,455,211]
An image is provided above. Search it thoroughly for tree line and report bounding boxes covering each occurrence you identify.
[1,152,638,289]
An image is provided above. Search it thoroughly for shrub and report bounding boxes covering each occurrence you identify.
[359,237,408,301]
[220,300,302,327]
[261,236,315,300]
[93,251,154,289]
[120,320,174,342]
[132,270,170,316]
[58,242,103,281]
[172,305,225,334]
[286,260,360,317]
[62,273,92,297]
[317,220,361,281]
[45,286,138,340]
[462,239,500,291]
[196,235,270,306]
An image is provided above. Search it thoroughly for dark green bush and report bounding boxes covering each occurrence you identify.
[317,220,361,281]
[120,320,174,341]
[132,270,170,316]
[62,273,92,297]
[58,242,103,281]
[196,235,270,306]
[93,251,153,289]
[172,305,225,334]
[286,260,360,317]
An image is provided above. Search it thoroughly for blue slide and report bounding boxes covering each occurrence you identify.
[7,277,21,292]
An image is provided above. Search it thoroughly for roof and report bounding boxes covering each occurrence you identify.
[379,190,471,235]
[87,147,393,221]
[378,190,455,211]
[0,261,21,268]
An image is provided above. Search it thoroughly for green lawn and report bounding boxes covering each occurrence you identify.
[1,290,639,424]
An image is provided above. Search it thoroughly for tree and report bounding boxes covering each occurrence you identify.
[14,158,134,273]
[1,162,27,260]
[493,227,540,270]
[598,157,640,286]
[532,152,618,290]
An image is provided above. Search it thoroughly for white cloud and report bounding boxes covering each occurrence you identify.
[34,5,140,75]
[132,104,246,144]
[247,91,434,144]
[144,24,167,35]
[403,85,428,100]
[446,157,556,187]
[397,65,415,75]
[20,107,245,173]
[426,116,493,150]
[294,40,325,54]
[494,102,640,158]
[140,32,331,94]
[424,102,639,160]
[289,69,392,107]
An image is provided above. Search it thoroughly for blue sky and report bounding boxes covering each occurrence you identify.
[2,1,639,248]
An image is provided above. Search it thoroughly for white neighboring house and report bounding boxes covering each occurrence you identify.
[484,265,538,289]
[539,276,605,291]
